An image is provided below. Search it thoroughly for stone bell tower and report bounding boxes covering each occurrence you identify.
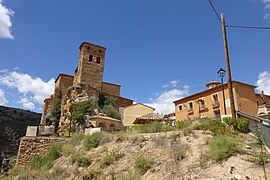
[73,42,106,90]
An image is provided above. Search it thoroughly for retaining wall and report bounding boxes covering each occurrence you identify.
[16,136,66,166]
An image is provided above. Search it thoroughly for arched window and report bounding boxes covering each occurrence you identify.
[89,55,93,62]
[96,57,101,64]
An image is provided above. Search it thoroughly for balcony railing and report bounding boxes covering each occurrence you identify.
[188,107,194,113]
[212,100,220,107]
[199,104,206,110]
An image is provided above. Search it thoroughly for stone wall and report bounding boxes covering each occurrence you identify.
[16,136,66,166]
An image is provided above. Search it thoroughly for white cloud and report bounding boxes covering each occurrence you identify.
[145,87,189,114]
[0,88,8,105]
[0,1,14,39]
[0,70,55,110]
[18,97,35,110]
[162,80,180,88]
[260,0,270,20]
[256,71,270,95]
[0,69,8,73]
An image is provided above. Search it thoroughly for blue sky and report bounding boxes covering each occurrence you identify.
[0,0,270,113]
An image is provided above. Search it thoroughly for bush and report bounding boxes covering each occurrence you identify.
[129,122,173,133]
[195,119,233,136]
[249,152,270,165]
[236,118,249,133]
[71,153,91,167]
[100,150,124,168]
[61,143,75,156]
[223,117,249,133]
[171,143,187,161]
[83,132,103,150]
[209,135,241,161]
[68,133,85,146]
[30,143,62,169]
[176,121,189,129]
[134,155,154,175]
[102,104,121,120]
[72,100,92,125]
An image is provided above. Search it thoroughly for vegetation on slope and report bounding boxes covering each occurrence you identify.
[5,119,270,179]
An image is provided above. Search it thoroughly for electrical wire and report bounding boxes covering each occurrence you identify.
[226,25,270,30]
[208,0,222,23]
[208,0,270,30]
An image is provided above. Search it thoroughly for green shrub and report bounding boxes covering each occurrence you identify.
[71,153,91,167]
[223,117,237,127]
[223,117,249,133]
[68,133,85,146]
[171,143,187,161]
[72,100,92,125]
[102,104,121,120]
[83,132,103,150]
[100,150,124,168]
[176,121,188,129]
[30,143,62,169]
[183,127,193,136]
[115,132,129,143]
[236,118,249,133]
[249,152,270,165]
[209,135,241,161]
[134,155,154,175]
[61,143,75,156]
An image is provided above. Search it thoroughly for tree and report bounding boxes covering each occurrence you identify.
[102,104,121,120]
[71,100,92,130]
[98,91,121,120]
[51,97,61,133]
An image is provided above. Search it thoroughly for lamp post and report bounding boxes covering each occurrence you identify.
[217,68,227,115]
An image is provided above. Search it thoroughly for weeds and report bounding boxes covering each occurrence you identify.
[134,155,154,175]
[199,151,210,169]
[30,143,62,169]
[71,153,91,167]
[129,122,173,133]
[83,132,103,150]
[171,143,187,161]
[100,150,125,168]
[208,134,241,161]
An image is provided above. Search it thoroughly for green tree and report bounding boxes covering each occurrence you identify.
[102,104,121,120]
[98,91,121,120]
[52,97,61,133]
[71,100,92,128]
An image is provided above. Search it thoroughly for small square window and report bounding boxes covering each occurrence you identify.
[96,57,101,64]
[178,105,183,111]
[99,50,102,53]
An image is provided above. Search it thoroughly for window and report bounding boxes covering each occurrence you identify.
[178,105,183,112]
[96,57,101,64]
[198,98,206,109]
[188,102,193,112]
[87,46,90,50]
[257,99,260,106]
[99,50,102,53]
[89,55,93,62]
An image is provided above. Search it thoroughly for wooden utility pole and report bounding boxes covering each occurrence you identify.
[221,13,236,119]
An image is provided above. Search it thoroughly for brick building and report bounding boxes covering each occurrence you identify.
[174,80,270,121]
[40,42,133,130]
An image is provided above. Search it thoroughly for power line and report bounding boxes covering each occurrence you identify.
[208,0,221,23]
[208,0,270,30]
[226,25,270,30]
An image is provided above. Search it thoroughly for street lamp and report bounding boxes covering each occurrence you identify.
[217,68,227,115]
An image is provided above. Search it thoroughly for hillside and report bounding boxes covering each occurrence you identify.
[0,105,41,158]
[6,120,270,180]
